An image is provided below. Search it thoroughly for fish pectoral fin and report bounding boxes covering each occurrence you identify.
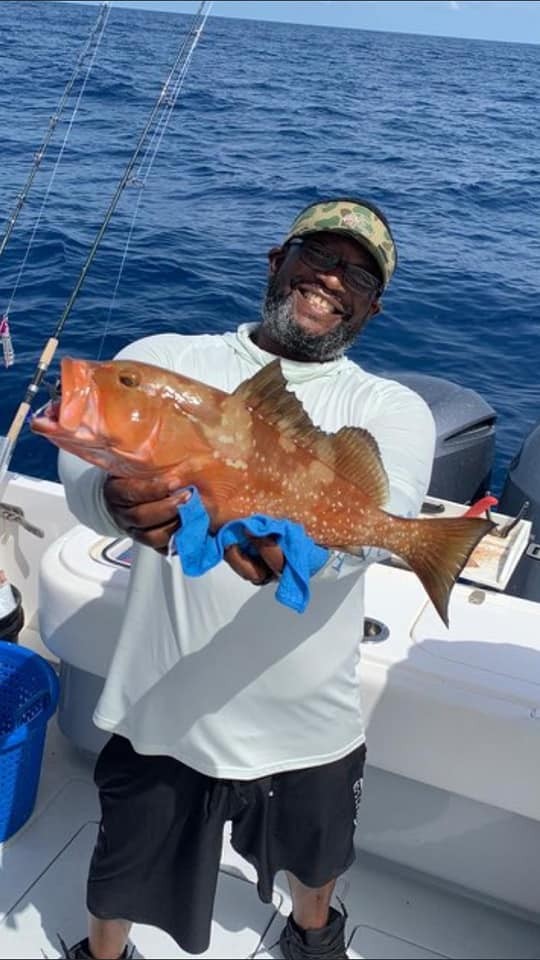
[231,360,389,507]
[193,473,250,516]
[210,478,248,503]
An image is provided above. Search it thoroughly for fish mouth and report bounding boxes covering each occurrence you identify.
[31,358,97,438]
[37,397,62,425]
[31,397,63,435]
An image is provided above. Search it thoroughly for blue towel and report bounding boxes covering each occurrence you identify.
[173,487,329,614]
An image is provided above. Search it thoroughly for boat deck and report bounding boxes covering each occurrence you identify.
[1,719,539,960]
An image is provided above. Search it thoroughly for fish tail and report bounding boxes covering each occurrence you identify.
[368,514,494,627]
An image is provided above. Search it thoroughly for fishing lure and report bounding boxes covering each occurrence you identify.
[0,315,15,368]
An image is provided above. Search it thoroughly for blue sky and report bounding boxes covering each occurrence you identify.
[62,1,540,44]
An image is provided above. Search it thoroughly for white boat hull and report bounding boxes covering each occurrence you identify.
[1,469,539,943]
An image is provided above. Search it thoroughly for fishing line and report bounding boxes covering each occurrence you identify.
[96,0,213,361]
[134,4,212,180]
[0,0,213,483]
[1,1,111,358]
[0,2,110,261]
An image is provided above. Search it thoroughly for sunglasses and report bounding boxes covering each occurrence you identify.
[288,238,383,297]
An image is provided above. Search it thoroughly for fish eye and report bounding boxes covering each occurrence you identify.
[119,371,140,388]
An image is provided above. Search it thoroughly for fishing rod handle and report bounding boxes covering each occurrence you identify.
[6,403,31,447]
[22,336,59,401]
[6,336,59,449]
[38,337,59,369]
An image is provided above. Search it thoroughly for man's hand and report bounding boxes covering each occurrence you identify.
[103,475,190,554]
[104,476,286,581]
[224,535,285,585]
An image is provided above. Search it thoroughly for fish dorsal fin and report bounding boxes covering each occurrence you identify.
[231,360,389,507]
[232,359,316,440]
[331,425,389,507]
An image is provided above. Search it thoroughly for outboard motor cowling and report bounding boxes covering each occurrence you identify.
[499,423,540,603]
[391,372,496,503]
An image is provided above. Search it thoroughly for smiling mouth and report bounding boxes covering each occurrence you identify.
[294,283,347,319]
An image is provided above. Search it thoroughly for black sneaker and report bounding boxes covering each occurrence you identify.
[58,935,134,959]
[279,903,348,959]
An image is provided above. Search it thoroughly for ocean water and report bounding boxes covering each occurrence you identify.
[1,0,539,491]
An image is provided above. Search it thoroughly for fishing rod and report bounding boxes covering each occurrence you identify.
[0,0,213,484]
[0,2,110,260]
[1,1,110,370]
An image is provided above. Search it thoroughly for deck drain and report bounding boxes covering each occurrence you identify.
[468,589,486,605]
[362,618,389,643]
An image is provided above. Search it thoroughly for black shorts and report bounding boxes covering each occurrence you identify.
[87,735,367,955]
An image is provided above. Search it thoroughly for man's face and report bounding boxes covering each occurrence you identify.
[260,231,382,362]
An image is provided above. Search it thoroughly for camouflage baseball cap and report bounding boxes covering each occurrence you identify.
[284,199,397,288]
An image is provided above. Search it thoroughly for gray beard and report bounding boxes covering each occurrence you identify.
[260,279,360,362]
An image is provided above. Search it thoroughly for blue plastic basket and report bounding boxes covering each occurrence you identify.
[0,640,60,841]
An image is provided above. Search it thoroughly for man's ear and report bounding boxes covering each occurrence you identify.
[358,299,382,334]
[268,245,287,276]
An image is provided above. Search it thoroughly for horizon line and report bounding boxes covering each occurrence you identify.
[49,0,540,48]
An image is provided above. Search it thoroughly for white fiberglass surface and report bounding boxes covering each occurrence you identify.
[412,586,540,686]
[1,721,539,960]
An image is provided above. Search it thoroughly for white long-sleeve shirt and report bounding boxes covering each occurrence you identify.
[59,323,436,778]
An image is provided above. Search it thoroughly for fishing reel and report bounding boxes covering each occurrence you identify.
[30,377,62,423]
[44,377,62,402]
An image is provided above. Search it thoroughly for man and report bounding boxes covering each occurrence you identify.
[60,197,436,960]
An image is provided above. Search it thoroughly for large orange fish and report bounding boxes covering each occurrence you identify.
[31,356,493,625]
